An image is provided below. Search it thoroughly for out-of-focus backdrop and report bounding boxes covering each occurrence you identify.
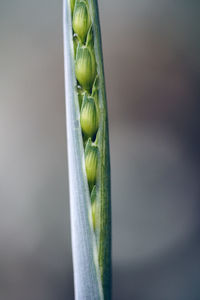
[0,0,200,299]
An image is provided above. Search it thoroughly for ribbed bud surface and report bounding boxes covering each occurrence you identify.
[75,46,96,90]
[80,96,98,138]
[72,1,91,43]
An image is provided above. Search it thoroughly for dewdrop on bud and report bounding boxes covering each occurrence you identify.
[72,1,91,43]
[80,95,98,138]
[75,45,96,91]
[85,139,98,187]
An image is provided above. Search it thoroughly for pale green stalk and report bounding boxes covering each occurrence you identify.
[63,0,111,299]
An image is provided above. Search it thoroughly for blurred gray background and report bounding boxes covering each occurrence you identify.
[0,0,200,299]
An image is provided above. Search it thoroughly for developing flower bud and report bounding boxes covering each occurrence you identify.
[75,45,96,91]
[85,139,98,187]
[72,1,91,43]
[80,95,98,138]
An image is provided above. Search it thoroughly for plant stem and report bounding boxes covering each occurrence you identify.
[63,0,111,299]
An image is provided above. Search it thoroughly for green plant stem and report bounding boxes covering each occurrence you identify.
[63,0,111,299]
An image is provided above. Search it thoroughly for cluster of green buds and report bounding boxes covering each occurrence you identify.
[72,0,100,232]
[69,1,111,296]
[71,0,99,176]
[72,1,96,91]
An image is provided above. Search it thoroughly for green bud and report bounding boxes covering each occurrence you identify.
[75,44,96,90]
[70,0,75,14]
[72,1,91,43]
[80,94,98,138]
[85,139,98,187]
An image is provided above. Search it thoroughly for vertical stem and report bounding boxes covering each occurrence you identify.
[63,0,111,299]
[63,1,103,299]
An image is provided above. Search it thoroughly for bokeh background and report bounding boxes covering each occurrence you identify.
[1,0,200,299]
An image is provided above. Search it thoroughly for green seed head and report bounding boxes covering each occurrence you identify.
[75,45,96,90]
[72,1,91,43]
[80,95,98,138]
[85,139,98,187]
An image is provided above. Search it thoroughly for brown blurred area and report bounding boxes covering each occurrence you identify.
[0,1,200,299]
